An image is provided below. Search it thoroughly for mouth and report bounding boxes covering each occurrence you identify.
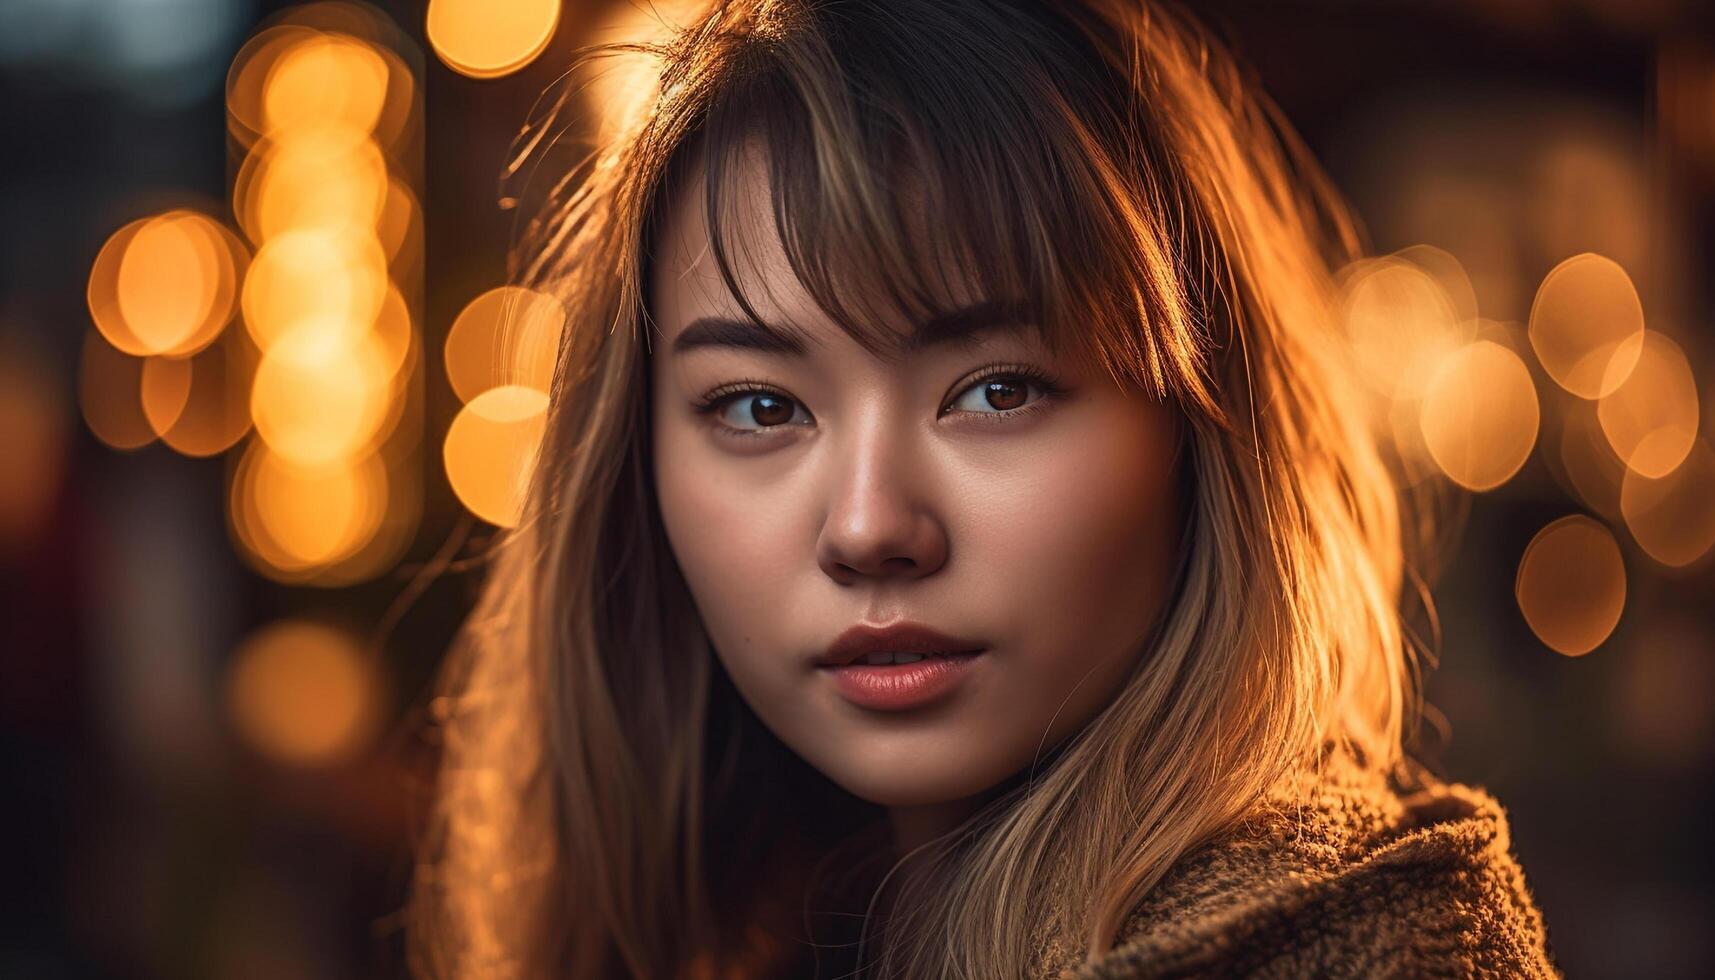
[828,649,985,666]
[816,648,988,712]
[814,621,988,710]
[816,620,987,667]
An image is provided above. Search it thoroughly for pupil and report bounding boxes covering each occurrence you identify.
[751,395,793,426]
[986,380,1026,411]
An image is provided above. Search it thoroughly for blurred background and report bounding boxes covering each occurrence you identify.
[2,0,1713,976]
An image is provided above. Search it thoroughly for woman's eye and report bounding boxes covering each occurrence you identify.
[946,374,1046,415]
[712,392,808,433]
[700,368,1057,438]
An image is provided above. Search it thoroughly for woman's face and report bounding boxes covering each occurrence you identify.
[648,145,1183,831]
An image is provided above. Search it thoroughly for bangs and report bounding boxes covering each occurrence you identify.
[642,0,1211,398]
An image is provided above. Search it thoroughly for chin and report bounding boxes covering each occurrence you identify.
[820,754,1013,809]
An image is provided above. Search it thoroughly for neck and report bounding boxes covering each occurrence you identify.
[886,792,991,856]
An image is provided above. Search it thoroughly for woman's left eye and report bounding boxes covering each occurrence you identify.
[702,390,810,435]
[944,371,1055,417]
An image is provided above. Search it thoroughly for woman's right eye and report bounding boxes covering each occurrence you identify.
[703,389,810,437]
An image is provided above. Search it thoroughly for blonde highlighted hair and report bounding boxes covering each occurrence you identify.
[407,1,1441,976]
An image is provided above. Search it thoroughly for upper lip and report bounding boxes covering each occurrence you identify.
[817,622,986,666]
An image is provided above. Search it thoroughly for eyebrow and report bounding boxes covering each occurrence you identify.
[670,299,1037,358]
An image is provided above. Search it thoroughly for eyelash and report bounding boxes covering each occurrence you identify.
[691,361,1067,440]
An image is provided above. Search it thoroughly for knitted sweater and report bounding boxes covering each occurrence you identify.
[1044,745,1561,979]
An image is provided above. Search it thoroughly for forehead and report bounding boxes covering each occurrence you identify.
[644,137,1034,362]
[648,143,819,329]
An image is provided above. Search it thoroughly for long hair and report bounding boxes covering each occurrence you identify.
[406,1,1439,976]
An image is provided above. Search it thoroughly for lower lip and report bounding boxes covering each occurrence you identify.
[819,651,986,711]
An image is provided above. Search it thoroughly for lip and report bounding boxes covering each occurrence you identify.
[817,622,988,712]
[819,622,987,666]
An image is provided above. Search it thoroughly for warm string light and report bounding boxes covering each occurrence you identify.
[1620,440,1715,569]
[81,1,425,590]
[441,287,564,528]
[82,209,256,456]
[225,619,384,766]
[1515,515,1627,657]
[423,0,575,527]
[221,3,424,588]
[79,1,426,767]
[220,3,425,766]
[1529,253,1646,399]
[444,385,551,528]
[1335,243,1713,658]
[1594,330,1699,479]
[426,0,561,79]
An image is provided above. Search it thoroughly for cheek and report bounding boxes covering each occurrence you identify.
[652,412,805,662]
[969,399,1180,669]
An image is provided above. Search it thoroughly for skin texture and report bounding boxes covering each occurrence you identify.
[648,144,1185,853]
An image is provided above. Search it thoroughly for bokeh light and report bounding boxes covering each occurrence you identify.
[371,282,417,380]
[443,385,549,527]
[250,323,394,468]
[260,31,390,138]
[226,24,322,147]
[235,130,391,242]
[1419,339,1540,491]
[86,217,151,355]
[366,45,419,153]
[426,0,560,79]
[1338,255,1471,402]
[230,440,389,571]
[228,446,421,588]
[88,209,246,358]
[444,285,565,402]
[226,5,413,146]
[199,1,425,584]
[62,2,434,968]
[240,227,389,349]
[376,176,422,265]
[1515,514,1627,657]
[155,328,258,457]
[1596,329,1699,478]
[1393,243,1480,323]
[139,355,194,437]
[116,215,224,354]
[1620,438,1715,568]
[1529,253,1646,399]
[224,619,383,767]
[79,328,156,451]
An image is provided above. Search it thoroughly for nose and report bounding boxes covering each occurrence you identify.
[814,413,950,584]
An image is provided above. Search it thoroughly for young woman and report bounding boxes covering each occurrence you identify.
[408,1,1560,976]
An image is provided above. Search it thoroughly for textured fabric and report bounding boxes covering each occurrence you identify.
[1046,745,1561,979]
